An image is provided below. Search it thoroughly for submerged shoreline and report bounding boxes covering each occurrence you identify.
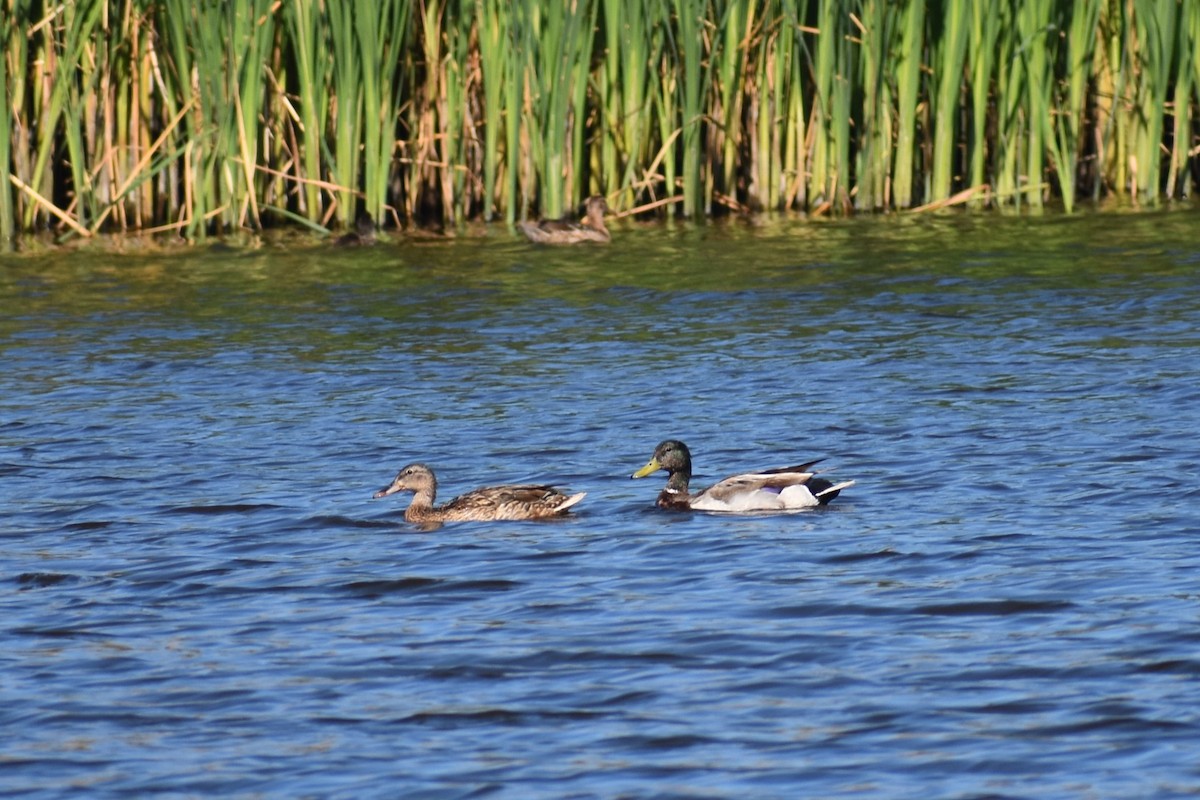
[2,196,1196,256]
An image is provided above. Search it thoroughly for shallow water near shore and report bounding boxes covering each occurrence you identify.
[3,210,1199,797]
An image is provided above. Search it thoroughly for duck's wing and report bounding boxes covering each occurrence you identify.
[763,459,824,475]
[701,460,823,496]
[518,220,608,244]
[519,219,580,243]
[534,219,578,232]
[688,460,833,512]
[441,484,585,520]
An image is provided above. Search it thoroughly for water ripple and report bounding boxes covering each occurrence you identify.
[3,214,1200,797]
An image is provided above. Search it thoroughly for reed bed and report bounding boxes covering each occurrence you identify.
[4,0,1200,238]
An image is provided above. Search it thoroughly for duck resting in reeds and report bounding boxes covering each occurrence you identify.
[373,462,586,523]
[518,196,610,244]
[631,440,854,513]
[332,214,377,247]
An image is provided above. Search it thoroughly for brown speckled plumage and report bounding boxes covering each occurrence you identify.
[518,196,610,244]
[373,463,586,523]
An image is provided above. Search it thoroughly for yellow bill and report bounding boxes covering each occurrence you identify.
[631,457,661,479]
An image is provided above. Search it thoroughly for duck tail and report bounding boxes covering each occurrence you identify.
[814,479,855,502]
[557,492,587,512]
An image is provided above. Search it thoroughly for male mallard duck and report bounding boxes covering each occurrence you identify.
[631,440,854,512]
[518,196,610,244]
[373,463,586,523]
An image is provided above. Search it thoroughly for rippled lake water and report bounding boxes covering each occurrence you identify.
[3,210,1199,797]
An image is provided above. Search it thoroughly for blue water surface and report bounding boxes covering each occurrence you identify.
[2,210,1199,798]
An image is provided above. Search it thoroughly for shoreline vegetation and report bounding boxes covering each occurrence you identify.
[2,0,1199,242]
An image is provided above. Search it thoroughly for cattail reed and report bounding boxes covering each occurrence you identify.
[2,0,1198,239]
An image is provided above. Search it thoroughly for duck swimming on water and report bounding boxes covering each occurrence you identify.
[631,440,854,512]
[518,196,611,244]
[373,463,586,523]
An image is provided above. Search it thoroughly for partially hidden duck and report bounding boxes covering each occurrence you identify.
[519,196,610,244]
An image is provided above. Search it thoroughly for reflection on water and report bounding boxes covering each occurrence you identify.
[3,210,1200,797]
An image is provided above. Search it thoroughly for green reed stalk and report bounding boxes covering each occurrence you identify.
[712,1,749,202]
[748,37,767,209]
[86,5,145,231]
[105,8,128,227]
[1107,1,1133,198]
[26,0,103,231]
[0,0,17,241]
[623,0,653,209]
[892,0,923,209]
[413,0,443,219]
[157,0,198,230]
[504,5,525,220]
[780,0,807,209]
[5,0,32,230]
[967,0,999,206]
[413,0,476,223]
[754,2,791,210]
[556,0,593,214]
[992,2,1023,206]
[1180,0,1200,198]
[83,10,108,225]
[511,2,538,214]
[1165,0,1194,198]
[284,0,329,223]
[1130,0,1176,202]
[830,24,852,210]
[516,2,547,215]
[329,0,364,226]
[599,0,651,209]
[807,0,837,205]
[442,2,475,222]
[138,11,160,224]
[650,3,680,214]
[231,0,275,227]
[930,0,970,204]
[517,0,593,218]
[478,0,509,220]
[855,0,894,210]
[1088,5,1115,202]
[359,0,411,224]
[127,5,153,227]
[1017,0,1052,210]
[173,1,223,232]
[1054,0,1102,210]
[749,10,777,210]
[598,0,619,204]
[673,0,705,216]
[70,2,109,229]
[235,3,264,225]
[573,0,599,203]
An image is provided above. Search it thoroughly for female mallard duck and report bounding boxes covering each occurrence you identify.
[631,440,854,512]
[373,463,586,523]
[518,196,610,244]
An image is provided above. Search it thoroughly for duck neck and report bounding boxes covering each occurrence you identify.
[585,209,609,237]
[404,487,438,521]
[664,468,691,497]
